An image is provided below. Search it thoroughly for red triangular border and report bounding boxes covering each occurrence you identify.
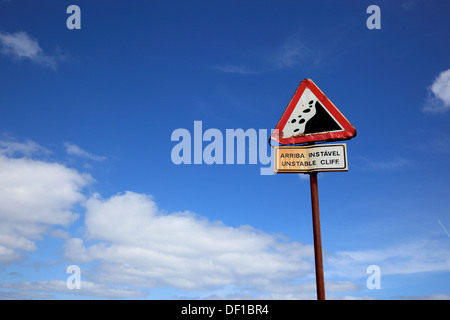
[270,79,356,145]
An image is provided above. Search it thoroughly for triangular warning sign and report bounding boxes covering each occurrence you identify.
[270,79,356,145]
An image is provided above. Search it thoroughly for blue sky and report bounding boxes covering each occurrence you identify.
[0,0,449,300]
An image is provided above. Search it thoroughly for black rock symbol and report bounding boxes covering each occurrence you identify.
[303,101,341,134]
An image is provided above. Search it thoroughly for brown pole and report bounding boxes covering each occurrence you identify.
[309,171,326,300]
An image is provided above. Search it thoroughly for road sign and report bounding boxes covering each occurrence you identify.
[270,79,357,300]
[270,79,356,145]
[274,143,347,173]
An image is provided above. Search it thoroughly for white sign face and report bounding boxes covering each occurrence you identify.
[281,87,343,139]
[274,143,348,173]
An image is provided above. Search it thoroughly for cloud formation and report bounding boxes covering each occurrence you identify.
[2,138,448,299]
[214,34,317,74]
[65,142,106,162]
[0,31,60,69]
[354,155,409,171]
[0,137,49,157]
[0,280,145,299]
[65,191,314,292]
[0,138,316,298]
[423,68,450,113]
[328,239,450,279]
[273,35,315,69]
[0,153,91,264]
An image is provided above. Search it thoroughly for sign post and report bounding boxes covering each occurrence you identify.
[270,79,356,300]
[309,171,325,300]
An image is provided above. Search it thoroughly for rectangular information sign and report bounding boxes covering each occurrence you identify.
[274,143,347,173]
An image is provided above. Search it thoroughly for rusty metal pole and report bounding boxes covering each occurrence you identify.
[309,171,326,300]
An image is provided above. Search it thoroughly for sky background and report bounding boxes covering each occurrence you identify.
[0,0,449,300]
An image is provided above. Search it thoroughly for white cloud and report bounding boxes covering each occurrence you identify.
[64,191,314,292]
[423,68,450,113]
[0,31,59,69]
[353,155,409,171]
[196,280,359,300]
[0,136,49,157]
[327,239,450,279]
[214,34,317,74]
[0,280,146,299]
[298,174,309,181]
[273,35,314,69]
[398,293,450,300]
[2,139,448,299]
[0,138,317,298]
[0,155,90,225]
[65,142,106,162]
[0,246,22,265]
[0,140,92,265]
